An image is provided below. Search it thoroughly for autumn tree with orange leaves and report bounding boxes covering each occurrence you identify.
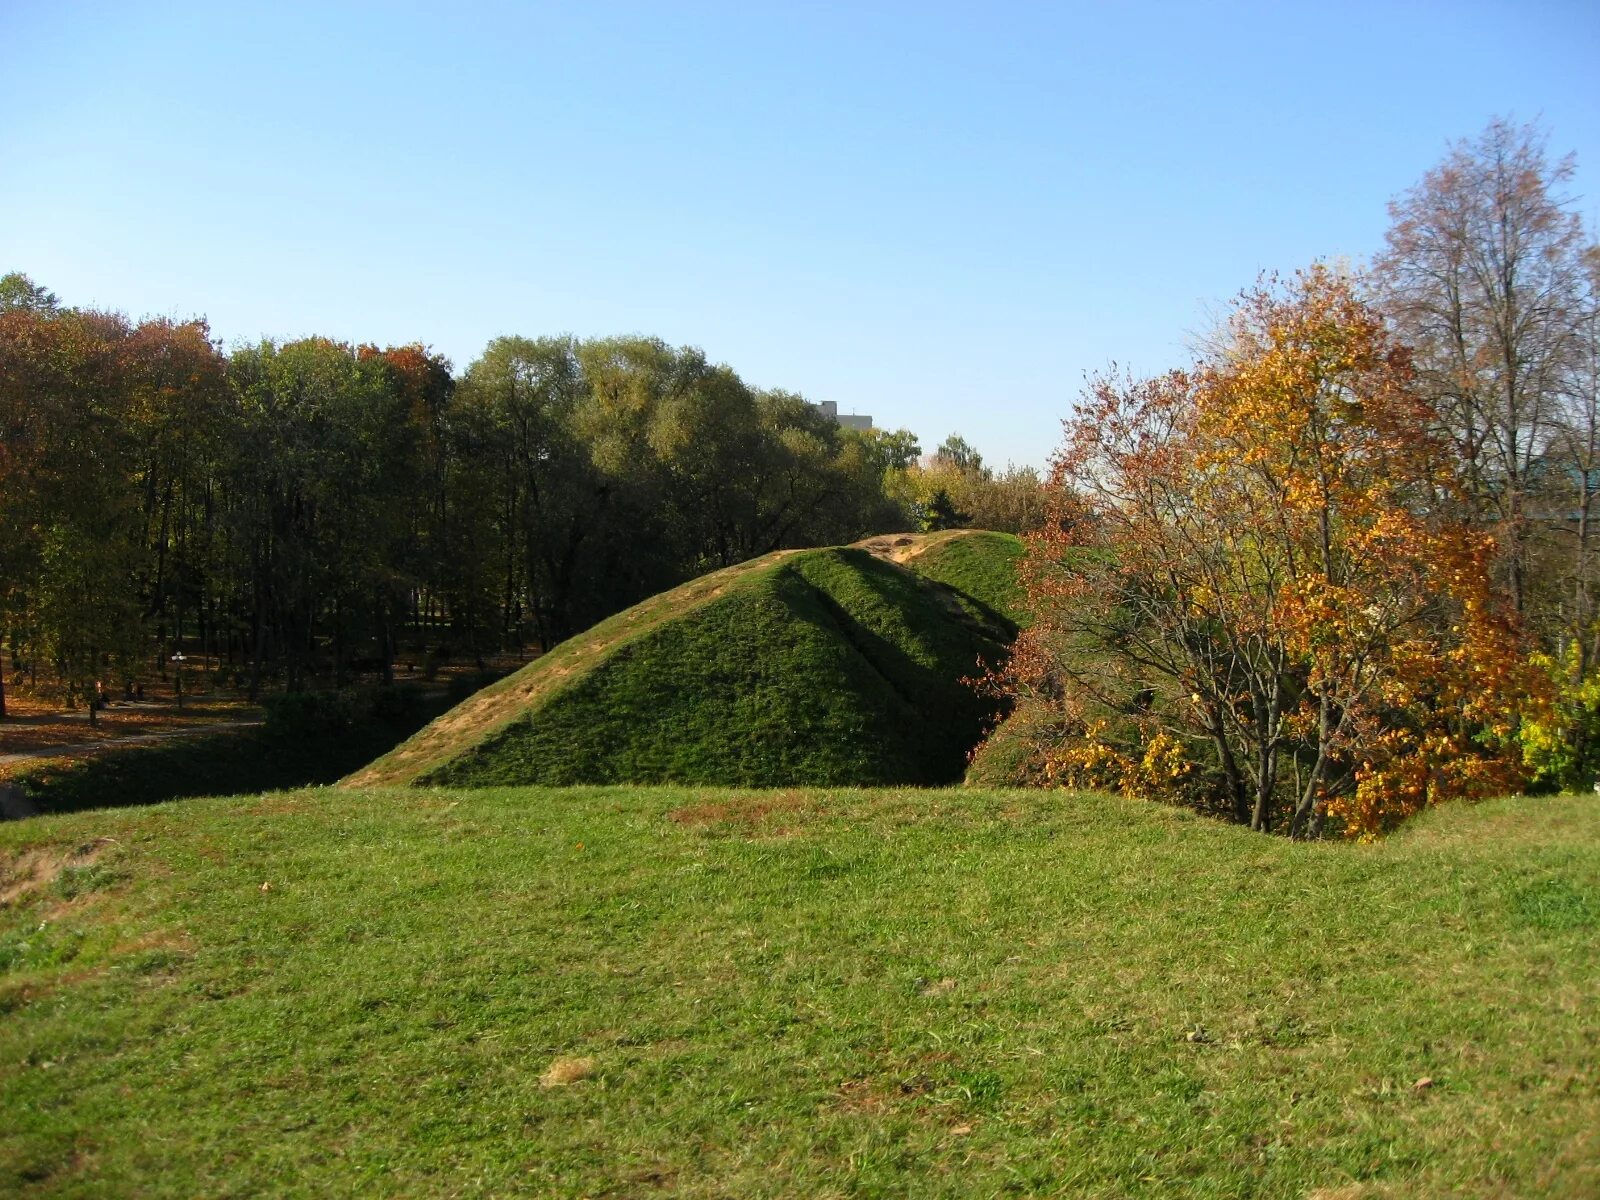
[1000,266,1540,838]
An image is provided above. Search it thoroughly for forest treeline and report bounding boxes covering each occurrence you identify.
[0,288,1038,713]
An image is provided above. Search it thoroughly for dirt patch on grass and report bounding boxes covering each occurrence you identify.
[833,1077,895,1115]
[832,1072,939,1115]
[853,530,980,565]
[539,1055,597,1088]
[110,927,195,958]
[620,1167,679,1191]
[854,533,926,562]
[666,791,818,832]
[245,794,310,817]
[0,838,115,908]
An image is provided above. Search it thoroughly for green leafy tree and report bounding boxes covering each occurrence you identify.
[359,344,455,678]
[123,318,230,685]
[920,488,969,532]
[0,271,59,314]
[457,336,600,647]
[221,338,411,691]
[0,306,144,717]
[933,433,986,477]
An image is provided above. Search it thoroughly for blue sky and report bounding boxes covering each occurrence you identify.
[3,1,1596,469]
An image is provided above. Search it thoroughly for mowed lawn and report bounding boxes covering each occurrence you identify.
[1,787,1596,1198]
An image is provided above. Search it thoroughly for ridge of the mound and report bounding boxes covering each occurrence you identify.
[343,548,807,788]
[886,529,1027,627]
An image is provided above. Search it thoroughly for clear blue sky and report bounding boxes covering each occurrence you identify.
[3,1,1596,469]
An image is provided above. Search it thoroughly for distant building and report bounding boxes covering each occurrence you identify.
[814,399,873,431]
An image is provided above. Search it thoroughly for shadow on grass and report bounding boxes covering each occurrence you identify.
[5,681,494,819]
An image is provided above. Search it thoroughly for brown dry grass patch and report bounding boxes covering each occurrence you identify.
[245,794,310,817]
[110,927,196,958]
[0,926,194,1011]
[666,791,817,833]
[0,838,115,908]
[831,1071,940,1116]
[539,1055,597,1088]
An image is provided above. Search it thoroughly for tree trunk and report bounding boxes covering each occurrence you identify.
[1250,779,1273,834]
[249,595,265,702]
[1289,696,1336,839]
[1250,676,1284,833]
[333,596,345,689]
[381,593,395,686]
[1206,704,1249,824]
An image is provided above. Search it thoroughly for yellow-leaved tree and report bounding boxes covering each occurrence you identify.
[993,266,1542,837]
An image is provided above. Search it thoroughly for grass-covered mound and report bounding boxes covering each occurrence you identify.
[348,535,1017,790]
[964,700,1065,787]
[1,786,1595,1196]
[899,528,1027,627]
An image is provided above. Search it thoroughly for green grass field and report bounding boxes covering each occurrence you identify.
[3,785,1595,1197]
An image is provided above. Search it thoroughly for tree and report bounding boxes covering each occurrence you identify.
[358,344,454,680]
[1518,246,1600,788]
[0,307,145,718]
[0,272,59,314]
[920,488,968,532]
[220,338,410,692]
[460,335,601,647]
[933,433,985,476]
[739,392,884,555]
[0,286,919,708]
[859,427,922,475]
[1001,267,1534,837]
[890,433,1045,535]
[968,464,1046,533]
[1375,119,1592,618]
[1541,248,1600,660]
[124,318,229,684]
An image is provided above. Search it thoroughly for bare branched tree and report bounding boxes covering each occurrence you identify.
[1374,118,1592,618]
